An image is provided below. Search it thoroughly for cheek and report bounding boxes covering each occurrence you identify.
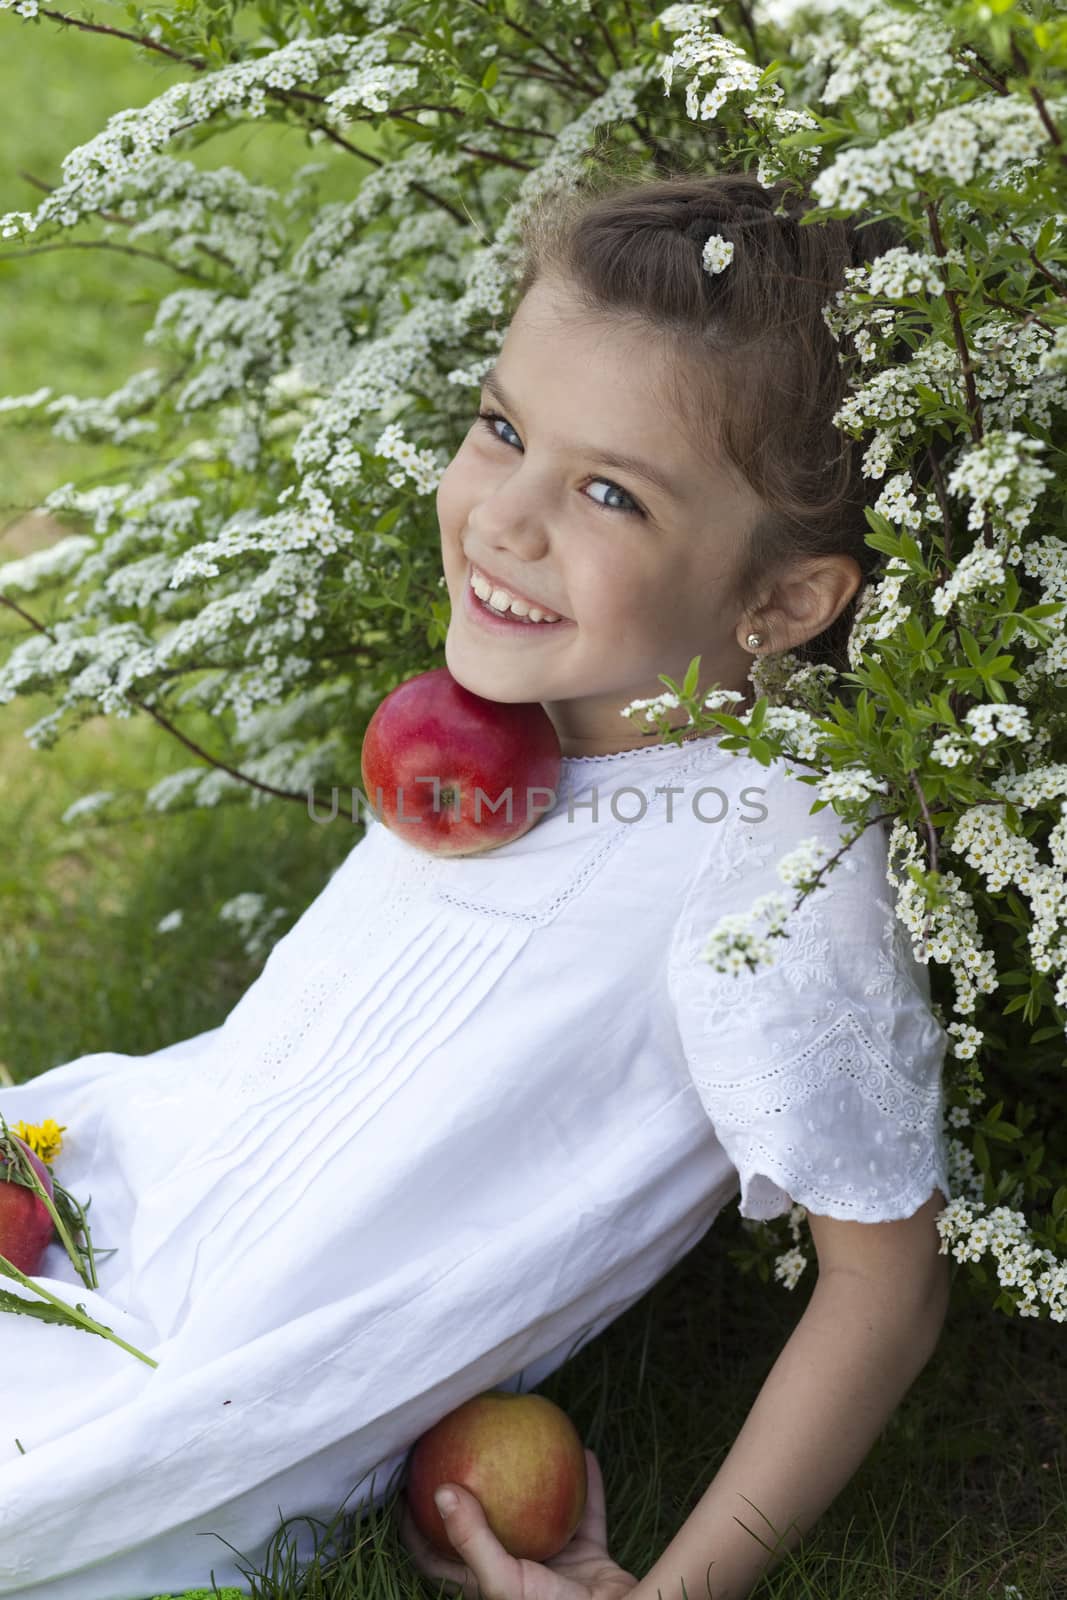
[435,457,464,533]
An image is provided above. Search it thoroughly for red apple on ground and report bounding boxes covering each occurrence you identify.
[360,667,562,857]
[0,1134,56,1274]
[406,1389,588,1562]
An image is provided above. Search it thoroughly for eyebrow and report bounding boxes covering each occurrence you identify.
[480,367,683,503]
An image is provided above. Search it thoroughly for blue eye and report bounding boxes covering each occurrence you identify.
[475,409,645,518]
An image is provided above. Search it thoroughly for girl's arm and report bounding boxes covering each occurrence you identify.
[632,1191,951,1600]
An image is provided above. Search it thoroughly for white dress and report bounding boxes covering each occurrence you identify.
[0,737,952,1597]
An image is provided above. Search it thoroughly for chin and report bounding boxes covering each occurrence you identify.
[442,637,537,704]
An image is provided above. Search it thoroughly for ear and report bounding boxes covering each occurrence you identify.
[752,554,862,655]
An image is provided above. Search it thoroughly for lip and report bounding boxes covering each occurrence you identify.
[463,566,575,636]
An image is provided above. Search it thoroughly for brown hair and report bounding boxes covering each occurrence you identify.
[510,164,919,676]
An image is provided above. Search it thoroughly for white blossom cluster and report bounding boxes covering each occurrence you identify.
[883,816,999,1027]
[812,765,890,807]
[700,233,734,275]
[962,703,1032,748]
[931,544,1007,619]
[656,4,820,186]
[944,430,1055,541]
[821,243,966,370]
[812,2,965,118]
[832,339,968,483]
[0,385,52,412]
[846,557,912,650]
[43,367,168,446]
[372,423,445,494]
[0,31,410,243]
[113,160,283,283]
[772,834,834,892]
[872,473,934,533]
[936,1198,1067,1322]
[773,1202,813,1290]
[0,536,96,598]
[60,789,116,826]
[497,64,654,236]
[929,734,972,770]
[700,889,793,976]
[968,316,1066,436]
[218,891,289,960]
[621,690,683,726]
[812,90,1067,213]
[948,804,1067,1006]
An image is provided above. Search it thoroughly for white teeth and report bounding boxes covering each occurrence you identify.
[469,570,562,623]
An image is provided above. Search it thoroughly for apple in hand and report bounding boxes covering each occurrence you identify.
[406,1389,588,1562]
[0,1134,56,1274]
[360,667,562,857]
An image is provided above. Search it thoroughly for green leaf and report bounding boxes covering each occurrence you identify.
[681,655,701,701]
[374,504,404,534]
[983,1120,1022,1143]
[0,1288,83,1327]
[775,129,831,150]
[959,627,984,669]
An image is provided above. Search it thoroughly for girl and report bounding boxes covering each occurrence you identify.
[0,169,952,1600]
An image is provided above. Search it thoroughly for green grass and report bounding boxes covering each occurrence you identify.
[0,10,1065,1600]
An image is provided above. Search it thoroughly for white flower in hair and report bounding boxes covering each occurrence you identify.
[701,233,734,275]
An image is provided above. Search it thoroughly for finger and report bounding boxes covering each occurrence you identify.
[397,1494,476,1591]
[434,1483,525,1600]
[571,1450,608,1550]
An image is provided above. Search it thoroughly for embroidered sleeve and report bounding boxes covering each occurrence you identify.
[667,767,952,1223]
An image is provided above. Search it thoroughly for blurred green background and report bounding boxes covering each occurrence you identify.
[0,12,372,1079]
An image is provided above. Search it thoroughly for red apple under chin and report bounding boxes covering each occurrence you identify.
[406,1390,588,1562]
[0,1134,56,1275]
[360,667,562,857]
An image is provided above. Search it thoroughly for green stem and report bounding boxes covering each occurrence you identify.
[0,1252,158,1368]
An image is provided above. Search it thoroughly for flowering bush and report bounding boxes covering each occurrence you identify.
[1,0,1065,1320]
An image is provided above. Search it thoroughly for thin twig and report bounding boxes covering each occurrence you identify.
[0,238,215,284]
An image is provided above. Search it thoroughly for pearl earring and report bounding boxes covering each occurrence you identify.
[745,632,763,651]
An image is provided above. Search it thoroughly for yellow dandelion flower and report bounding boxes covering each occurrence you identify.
[12,1118,66,1165]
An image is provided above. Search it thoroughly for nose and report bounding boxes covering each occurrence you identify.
[466,467,551,561]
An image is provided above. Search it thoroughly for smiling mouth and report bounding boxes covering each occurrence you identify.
[466,564,572,625]
[463,567,575,634]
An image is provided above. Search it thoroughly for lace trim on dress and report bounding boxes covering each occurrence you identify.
[732,1142,951,1223]
[686,1006,943,1132]
[435,738,740,925]
[559,735,728,767]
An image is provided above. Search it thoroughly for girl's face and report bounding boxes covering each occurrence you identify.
[436,272,767,756]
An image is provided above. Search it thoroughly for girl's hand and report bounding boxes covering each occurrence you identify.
[397,1447,639,1600]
